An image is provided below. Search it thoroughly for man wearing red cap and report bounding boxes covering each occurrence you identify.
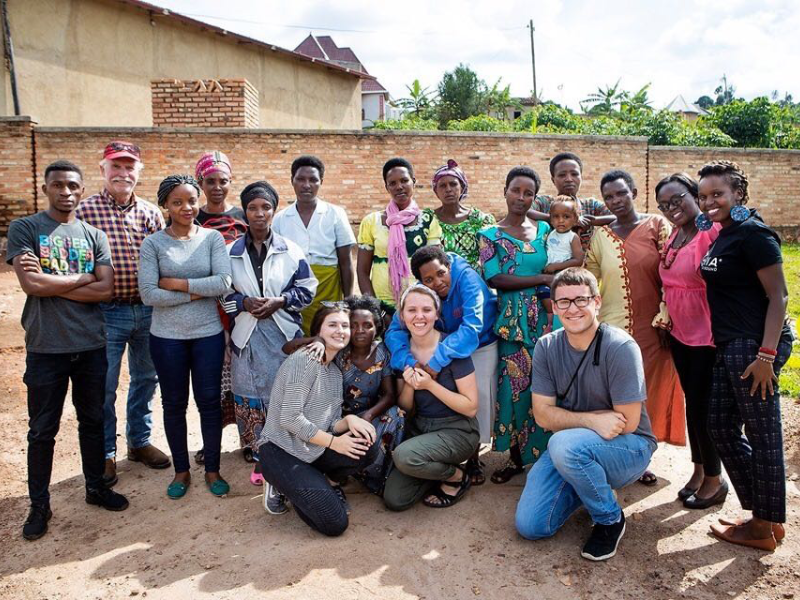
[76,141,170,486]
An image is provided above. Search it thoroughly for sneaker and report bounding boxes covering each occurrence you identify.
[263,481,288,515]
[581,512,626,561]
[86,487,130,512]
[332,485,351,515]
[22,505,52,541]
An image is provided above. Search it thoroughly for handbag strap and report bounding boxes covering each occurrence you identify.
[557,324,605,406]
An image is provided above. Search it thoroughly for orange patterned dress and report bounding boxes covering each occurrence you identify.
[585,215,685,445]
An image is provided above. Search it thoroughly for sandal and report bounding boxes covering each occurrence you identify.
[638,470,658,486]
[490,461,524,484]
[250,468,265,486]
[423,468,471,508]
[465,457,486,486]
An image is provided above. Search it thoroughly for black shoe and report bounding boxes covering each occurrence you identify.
[677,485,698,501]
[581,513,626,561]
[332,485,351,515]
[86,487,130,512]
[683,480,729,510]
[22,505,52,541]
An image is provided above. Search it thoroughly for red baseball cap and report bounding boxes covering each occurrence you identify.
[104,140,141,162]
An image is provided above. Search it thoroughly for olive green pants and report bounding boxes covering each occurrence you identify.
[383,414,480,511]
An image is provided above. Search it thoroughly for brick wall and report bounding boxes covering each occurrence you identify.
[3,122,799,237]
[0,118,37,239]
[151,79,260,128]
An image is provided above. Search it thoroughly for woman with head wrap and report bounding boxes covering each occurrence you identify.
[138,175,233,499]
[424,159,495,269]
[357,158,442,318]
[222,181,319,486]
[195,151,247,243]
[193,151,247,467]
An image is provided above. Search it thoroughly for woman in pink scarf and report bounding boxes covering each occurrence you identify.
[357,158,442,317]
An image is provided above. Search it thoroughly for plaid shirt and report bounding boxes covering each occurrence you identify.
[76,190,165,301]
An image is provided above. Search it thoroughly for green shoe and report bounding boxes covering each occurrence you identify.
[207,478,230,497]
[167,481,189,499]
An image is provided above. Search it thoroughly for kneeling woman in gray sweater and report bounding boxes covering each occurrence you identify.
[138,175,232,500]
[258,304,379,536]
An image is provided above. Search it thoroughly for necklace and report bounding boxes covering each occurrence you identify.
[167,224,195,240]
[660,227,697,269]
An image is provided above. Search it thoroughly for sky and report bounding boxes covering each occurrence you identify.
[153,0,800,112]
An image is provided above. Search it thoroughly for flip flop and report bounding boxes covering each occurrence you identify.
[490,462,524,484]
[638,470,658,486]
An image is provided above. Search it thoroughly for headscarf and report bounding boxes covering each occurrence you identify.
[431,159,469,201]
[195,151,232,181]
[157,174,201,207]
[386,198,421,303]
[239,181,279,223]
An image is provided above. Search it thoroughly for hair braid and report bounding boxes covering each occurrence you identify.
[697,160,750,205]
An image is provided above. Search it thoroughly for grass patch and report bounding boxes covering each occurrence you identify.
[780,244,799,399]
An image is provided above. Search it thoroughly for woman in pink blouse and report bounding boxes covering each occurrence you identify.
[656,173,726,510]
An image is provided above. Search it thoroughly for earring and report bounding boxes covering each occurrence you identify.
[695,213,712,231]
[730,205,749,223]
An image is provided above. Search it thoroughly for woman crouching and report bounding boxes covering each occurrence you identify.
[384,285,479,511]
[257,304,378,536]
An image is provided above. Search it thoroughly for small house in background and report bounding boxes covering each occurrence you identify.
[295,34,399,128]
[665,95,709,122]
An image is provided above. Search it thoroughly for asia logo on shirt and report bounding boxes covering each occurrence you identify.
[700,255,721,272]
[38,234,95,274]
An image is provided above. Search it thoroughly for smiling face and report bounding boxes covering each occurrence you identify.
[698,174,742,227]
[165,184,200,227]
[245,197,275,236]
[385,166,415,209]
[101,157,140,199]
[553,284,601,336]
[350,309,377,351]
[601,178,637,219]
[504,176,538,217]
[656,180,699,228]
[552,159,582,197]
[433,175,463,208]
[418,259,452,298]
[200,172,231,206]
[43,170,84,215]
[400,290,438,338]
[292,166,322,203]
[319,311,351,352]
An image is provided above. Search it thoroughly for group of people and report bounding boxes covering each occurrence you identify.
[8,140,792,562]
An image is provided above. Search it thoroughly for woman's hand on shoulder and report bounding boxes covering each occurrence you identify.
[344,414,376,443]
[302,338,325,362]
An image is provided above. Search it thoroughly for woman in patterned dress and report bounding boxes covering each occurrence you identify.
[423,159,495,269]
[478,166,553,484]
[357,158,441,318]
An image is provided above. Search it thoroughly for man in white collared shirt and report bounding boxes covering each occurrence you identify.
[273,155,356,334]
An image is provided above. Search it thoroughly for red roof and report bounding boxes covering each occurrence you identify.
[362,79,387,93]
[316,36,362,67]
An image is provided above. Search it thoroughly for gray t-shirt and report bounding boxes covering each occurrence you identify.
[6,211,112,353]
[531,324,657,451]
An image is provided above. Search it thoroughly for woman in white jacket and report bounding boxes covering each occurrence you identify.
[222,181,318,485]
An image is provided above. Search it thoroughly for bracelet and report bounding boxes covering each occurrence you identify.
[757,355,775,363]
[758,346,777,356]
[327,434,335,448]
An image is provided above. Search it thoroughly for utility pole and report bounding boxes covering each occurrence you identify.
[529,19,537,104]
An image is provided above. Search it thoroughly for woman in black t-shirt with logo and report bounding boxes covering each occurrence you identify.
[697,160,793,551]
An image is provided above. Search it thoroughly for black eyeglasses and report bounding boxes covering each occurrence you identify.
[320,301,348,310]
[656,192,688,212]
[553,295,596,310]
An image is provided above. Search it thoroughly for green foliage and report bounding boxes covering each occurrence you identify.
[695,95,714,110]
[779,244,800,398]
[395,80,437,118]
[705,97,776,147]
[581,80,626,115]
[446,115,512,132]
[436,64,486,125]
[371,117,438,131]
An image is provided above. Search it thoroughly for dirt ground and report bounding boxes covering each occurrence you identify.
[0,268,798,600]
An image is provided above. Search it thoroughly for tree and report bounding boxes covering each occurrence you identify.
[705,97,776,147]
[695,95,714,110]
[483,78,519,121]
[395,80,436,118]
[436,64,486,125]
[620,83,653,113]
[581,80,626,115]
[714,75,736,106]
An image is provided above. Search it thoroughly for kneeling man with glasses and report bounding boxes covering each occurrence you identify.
[515,267,656,561]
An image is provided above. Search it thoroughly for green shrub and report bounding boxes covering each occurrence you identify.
[446,115,512,132]
[371,117,439,131]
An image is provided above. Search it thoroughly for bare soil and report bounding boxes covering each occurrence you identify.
[0,268,798,600]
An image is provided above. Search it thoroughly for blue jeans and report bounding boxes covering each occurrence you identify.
[516,428,652,539]
[149,332,224,473]
[101,303,158,459]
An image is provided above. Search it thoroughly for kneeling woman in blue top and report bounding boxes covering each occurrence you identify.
[257,304,379,536]
[384,284,480,511]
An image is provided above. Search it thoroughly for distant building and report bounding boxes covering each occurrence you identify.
[665,95,709,122]
[1,0,370,128]
[295,34,398,128]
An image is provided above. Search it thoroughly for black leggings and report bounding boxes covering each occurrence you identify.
[259,441,378,537]
[669,336,721,477]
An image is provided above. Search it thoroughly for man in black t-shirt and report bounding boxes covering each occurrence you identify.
[7,161,130,541]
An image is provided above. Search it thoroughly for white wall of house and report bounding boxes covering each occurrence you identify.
[362,93,384,127]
